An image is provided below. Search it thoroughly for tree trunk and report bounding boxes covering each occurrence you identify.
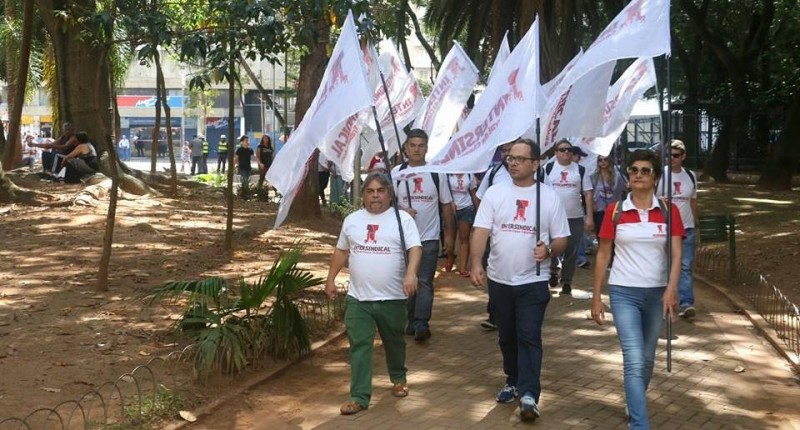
[287,15,328,222]
[225,37,236,250]
[406,7,440,71]
[758,91,800,190]
[151,83,162,175]
[2,0,34,170]
[155,51,177,195]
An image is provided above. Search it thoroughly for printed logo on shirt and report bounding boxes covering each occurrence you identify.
[653,224,667,238]
[560,171,569,183]
[514,199,529,221]
[457,176,464,190]
[365,224,379,244]
[413,177,424,193]
[674,181,682,195]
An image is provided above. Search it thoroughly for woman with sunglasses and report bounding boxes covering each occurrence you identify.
[590,149,684,430]
[590,155,628,232]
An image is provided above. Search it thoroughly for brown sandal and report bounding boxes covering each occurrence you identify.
[340,401,367,415]
[391,383,409,398]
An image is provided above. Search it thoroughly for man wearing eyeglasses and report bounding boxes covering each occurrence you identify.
[470,138,570,421]
[657,140,698,318]
[543,139,595,296]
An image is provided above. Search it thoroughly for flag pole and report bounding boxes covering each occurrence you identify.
[536,118,542,276]
[372,104,409,266]
[377,67,414,210]
[665,55,674,373]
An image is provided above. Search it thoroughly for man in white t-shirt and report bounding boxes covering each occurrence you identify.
[471,138,570,422]
[326,172,422,416]
[391,129,454,342]
[117,135,130,161]
[543,138,595,296]
[657,140,699,318]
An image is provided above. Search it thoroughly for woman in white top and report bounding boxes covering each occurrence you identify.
[590,150,683,430]
[445,173,478,276]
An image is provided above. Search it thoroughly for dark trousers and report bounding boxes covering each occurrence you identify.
[488,279,551,403]
[201,154,208,174]
[217,152,228,173]
[318,171,330,205]
[191,156,203,175]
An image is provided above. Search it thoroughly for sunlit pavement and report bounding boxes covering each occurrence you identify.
[191,260,800,429]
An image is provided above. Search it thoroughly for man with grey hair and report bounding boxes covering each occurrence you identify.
[326,172,422,416]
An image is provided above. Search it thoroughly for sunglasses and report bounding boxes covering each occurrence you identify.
[556,147,572,153]
[627,166,654,176]
[670,153,683,158]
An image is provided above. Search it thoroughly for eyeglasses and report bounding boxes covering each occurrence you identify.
[556,147,571,153]
[505,155,536,164]
[627,166,654,176]
[670,153,683,158]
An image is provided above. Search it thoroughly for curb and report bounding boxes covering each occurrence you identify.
[695,273,800,374]
[163,326,347,430]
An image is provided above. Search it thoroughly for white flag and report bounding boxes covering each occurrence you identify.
[401,17,541,177]
[267,11,372,228]
[537,0,669,151]
[537,61,615,148]
[486,31,511,86]
[361,46,425,164]
[579,57,657,156]
[414,42,479,160]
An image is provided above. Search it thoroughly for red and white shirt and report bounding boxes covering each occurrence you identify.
[337,208,421,301]
[599,195,685,288]
[544,161,593,219]
[657,167,698,229]
[474,182,570,285]
[448,173,477,210]
[391,166,453,242]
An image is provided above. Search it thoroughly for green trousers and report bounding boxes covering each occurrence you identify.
[344,296,408,407]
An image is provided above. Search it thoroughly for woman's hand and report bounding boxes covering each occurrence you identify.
[591,296,605,325]
[662,286,678,321]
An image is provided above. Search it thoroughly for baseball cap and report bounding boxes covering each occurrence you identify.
[220,134,226,139]
[570,146,589,157]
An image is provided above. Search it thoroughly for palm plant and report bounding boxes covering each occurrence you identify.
[142,245,324,381]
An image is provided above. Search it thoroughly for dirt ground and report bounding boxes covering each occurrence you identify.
[0,169,798,424]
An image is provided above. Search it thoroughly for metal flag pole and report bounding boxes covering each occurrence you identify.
[376,66,413,209]
[372,104,408,266]
[536,118,542,275]
[665,55,674,373]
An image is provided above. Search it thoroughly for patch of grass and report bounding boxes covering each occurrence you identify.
[95,385,187,430]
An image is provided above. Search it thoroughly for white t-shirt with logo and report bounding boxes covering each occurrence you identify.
[337,208,422,301]
[599,195,685,288]
[657,167,697,229]
[448,173,477,210]
[544,161,593,219]
[476,164,511,200]
[474,182,571,285]
[391,167,453,241]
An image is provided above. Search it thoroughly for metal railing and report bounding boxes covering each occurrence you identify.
[696,247,800,361]
[0,283,348,430]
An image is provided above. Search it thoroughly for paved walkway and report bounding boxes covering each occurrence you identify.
[191,264,800,429]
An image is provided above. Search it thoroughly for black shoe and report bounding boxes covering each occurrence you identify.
[560,284,572,296]
[414,327,431,342]
[480,319,498,330]
[548,274,559,288]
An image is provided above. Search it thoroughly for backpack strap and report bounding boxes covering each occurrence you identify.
[488,163,503,187]
[683,167,697,188]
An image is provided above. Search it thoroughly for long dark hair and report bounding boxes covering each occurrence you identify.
[259,134,272,148]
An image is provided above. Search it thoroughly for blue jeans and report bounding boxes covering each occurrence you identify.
[609,285,666,430]
[489,279,550,402]
[551,217,584,284]
[679,228,696,307]
[239,168,252,185]
[119,147,130,161]
[408,240,439,331]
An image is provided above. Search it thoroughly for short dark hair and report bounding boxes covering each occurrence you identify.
[404,129,429,144]
[513,138,541,159]
[75,132,89,144]
[627,149,662,181]
[361,172,395,200]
